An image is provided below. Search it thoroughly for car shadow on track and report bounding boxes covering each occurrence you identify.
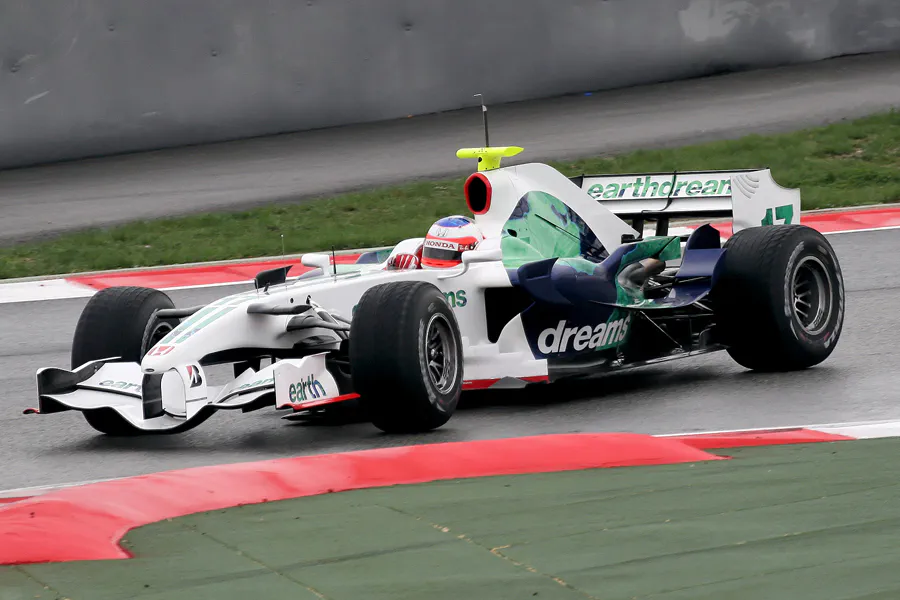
[40,366,720,446]
[284,365,726,428]
[39,362,842,459]
[464,367,724,409]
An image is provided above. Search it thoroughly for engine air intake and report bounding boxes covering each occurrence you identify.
[464,172,492,215]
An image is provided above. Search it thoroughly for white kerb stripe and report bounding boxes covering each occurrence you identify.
[816,421,900,440]
[0,278,95,305]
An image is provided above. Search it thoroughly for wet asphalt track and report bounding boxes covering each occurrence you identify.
[1,230,898,490]
[3,51,900,490]
[1,52,900,245]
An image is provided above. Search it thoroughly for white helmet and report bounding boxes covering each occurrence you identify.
[421,216,484,268]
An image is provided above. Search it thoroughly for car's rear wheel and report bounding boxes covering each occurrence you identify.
[71,286,179,435]
[350,281,463,433]
[712,224,844,371]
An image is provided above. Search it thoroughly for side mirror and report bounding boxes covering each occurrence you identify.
[438,247,502,280]
[462,247,502,264]
[301,253,331,272]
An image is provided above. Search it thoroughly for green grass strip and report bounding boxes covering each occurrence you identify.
[2,110,898,280]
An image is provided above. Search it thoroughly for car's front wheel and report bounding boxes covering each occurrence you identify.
[350,281,463,433]
[71,286,179,435]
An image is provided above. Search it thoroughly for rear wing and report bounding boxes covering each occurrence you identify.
[570,169,800,237]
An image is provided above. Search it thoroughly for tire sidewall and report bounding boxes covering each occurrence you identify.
[714,225,845,371]
[350,281,463,432]
[414,291,463,415]
[71,287,177,368]
[779,232,845,355]
[69,287,176,435]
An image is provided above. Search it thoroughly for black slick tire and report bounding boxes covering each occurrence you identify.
[712,224,844,371]
[71,286,179,435]
[350,281,463,433]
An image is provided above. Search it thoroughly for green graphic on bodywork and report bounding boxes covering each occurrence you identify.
[444,289,467,308]
[500,191,595,269]
[157,303,242,346]
[596,307,633,349]
[553,236,682,308]
[175,305,239,343]
[611,236,682,307]
[618,236,682,267]
[588,307,632,349]
[554,255,603,275]
[499,189,685,317]
[498,192,686,352]
[157,305,220,345]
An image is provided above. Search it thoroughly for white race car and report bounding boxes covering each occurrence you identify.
[30,141,844,436]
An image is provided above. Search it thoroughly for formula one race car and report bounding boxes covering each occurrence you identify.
[30,140,844,436]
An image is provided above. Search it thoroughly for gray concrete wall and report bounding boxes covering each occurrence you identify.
[2,0,899,170]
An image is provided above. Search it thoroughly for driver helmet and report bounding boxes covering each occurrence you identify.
[421,216,484,268]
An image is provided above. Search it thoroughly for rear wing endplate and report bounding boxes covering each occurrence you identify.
[570,169,800,237]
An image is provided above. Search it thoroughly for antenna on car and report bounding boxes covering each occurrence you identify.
[474,93,489,147]
[281,234,285,277]
[456,95,522,171]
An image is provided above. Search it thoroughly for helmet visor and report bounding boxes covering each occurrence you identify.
[422,245,463,266]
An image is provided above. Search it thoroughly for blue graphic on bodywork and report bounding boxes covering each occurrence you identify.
[501,191,608,269]
[497,189,726,358]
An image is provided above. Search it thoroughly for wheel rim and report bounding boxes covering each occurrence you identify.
[425,313,458,395]
[791,256,833,336]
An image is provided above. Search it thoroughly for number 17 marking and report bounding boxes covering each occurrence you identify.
[761,204,794,226]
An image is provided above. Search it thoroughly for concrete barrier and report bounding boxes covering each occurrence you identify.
[2,0,899,170]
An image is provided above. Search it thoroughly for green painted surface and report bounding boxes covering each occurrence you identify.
[0,567,46,600]
[500,190,592,269]
[6,439,900,599]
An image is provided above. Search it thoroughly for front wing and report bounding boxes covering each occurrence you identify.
[34,353,348,433]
